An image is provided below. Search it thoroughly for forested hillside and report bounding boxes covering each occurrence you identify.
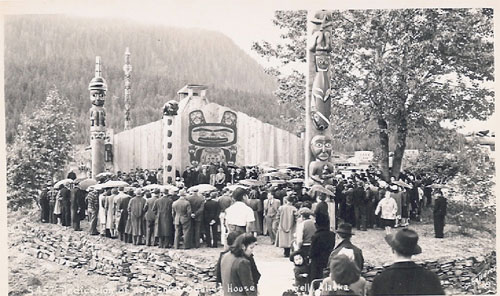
[4,15,294,144]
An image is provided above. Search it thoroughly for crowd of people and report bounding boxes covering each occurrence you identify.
[36,164,448,295]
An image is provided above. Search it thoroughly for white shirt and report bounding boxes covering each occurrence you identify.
[225,201,255,227]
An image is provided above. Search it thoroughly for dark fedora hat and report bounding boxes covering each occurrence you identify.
[385,228,422,256]
[335,223,354,236]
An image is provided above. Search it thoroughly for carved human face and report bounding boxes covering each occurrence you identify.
[310,135,332,161]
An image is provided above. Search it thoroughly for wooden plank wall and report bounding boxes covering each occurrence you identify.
[113,104,304,172]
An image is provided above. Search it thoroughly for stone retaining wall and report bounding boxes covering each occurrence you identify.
[361,252,496,294]
[15,225,219,295]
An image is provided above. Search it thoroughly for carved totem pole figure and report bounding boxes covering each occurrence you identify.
[89,56,107,178]
[309,11,332,131]
[123,47,132,130]
[309,135,335,185]
[162,100,179,185]
[306,10,335,186]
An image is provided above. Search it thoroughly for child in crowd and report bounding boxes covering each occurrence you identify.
[290,251,310,294]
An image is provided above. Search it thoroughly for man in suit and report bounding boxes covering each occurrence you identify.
[327,223,364,271]
[60,184,72,227]
[352,181,367,231]
[263,187,281,244]
[144,188,160,246]
[371,228,444,295]
[186,188,205,248]
[38,182,51,223]
[172,190,192,249]
[203,191,220,247]
[70,184,86,231]
[433,189,447,238]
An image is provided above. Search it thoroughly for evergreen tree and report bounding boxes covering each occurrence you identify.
[7,87,75,209]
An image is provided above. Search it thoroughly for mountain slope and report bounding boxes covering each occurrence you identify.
[4,15,290,144]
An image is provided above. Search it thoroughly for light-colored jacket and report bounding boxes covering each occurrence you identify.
[375,197,398,220]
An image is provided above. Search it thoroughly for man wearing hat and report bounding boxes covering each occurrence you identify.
[371,228,444,295]
[327,223,364,272]
[153,187,174,248]
[39,181,52,223]
[263,187,281,244]
[70,183,87,231]
[172,189,193,249]
[144,188,160,246]
[203,191,220,248]
[86,187,100,235]
[433,189,447,238]
[186,188,205,248]
[225,187,255,233]
[295,207,316,258]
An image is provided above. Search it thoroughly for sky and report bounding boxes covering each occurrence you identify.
[0,0,497,133]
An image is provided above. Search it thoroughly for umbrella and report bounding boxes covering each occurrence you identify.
[308,184,334,196]
[287,166,304,171]
[278,163,294,168]
[288,178,305,183]
[96,172,113,178]
[100,180,129,188]
[226,184,248,191]
[54,179,73,189]
[262,171,289,178]
[78,179,97,190]
[226,164,238,169]
[143,184,163,190]
[394,180,411,189]
[188,184,217,193]
[269,179,286,185]
[261,166,278,172]
[239,179,265,187]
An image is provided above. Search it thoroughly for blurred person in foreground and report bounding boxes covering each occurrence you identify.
[320,254,367,296]
[220,233,259,296]
[370,228,444,295]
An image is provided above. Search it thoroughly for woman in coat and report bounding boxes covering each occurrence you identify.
[220,233,259,296]
[245,192,261,236]
[128,189,146,245]
[275,197,297,257]
[309,213,336,290]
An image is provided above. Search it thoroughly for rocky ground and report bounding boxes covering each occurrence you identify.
[8,208,497,295]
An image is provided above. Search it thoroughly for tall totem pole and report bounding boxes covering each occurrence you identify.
[123,47,132,130]
[89,56,108,179]
[305,10,335,186]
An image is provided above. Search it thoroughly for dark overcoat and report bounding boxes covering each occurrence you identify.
[371,261,444,295]
[153,196,174,238]
[309,227,336,282]
[128,196,146,236]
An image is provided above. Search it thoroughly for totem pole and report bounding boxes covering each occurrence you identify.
[123,47,132,130]
[162,100,179,185]
[89,56,107,179]
[305,10,334,186]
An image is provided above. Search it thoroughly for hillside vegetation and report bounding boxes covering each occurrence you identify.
[5,15,296,144]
